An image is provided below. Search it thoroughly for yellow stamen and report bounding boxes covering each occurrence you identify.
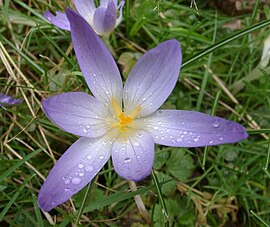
[111,97,141,133]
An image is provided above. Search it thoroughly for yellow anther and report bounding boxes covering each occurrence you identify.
[111,97,141,133]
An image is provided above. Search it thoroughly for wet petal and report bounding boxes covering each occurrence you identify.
[139,110,248,147]
[42,92,111,138]
[0,93,22,106]
[43,11,70,31]
[123,40,182,116]
[112,130,154,181]
[38,136,112,211]
[73,0,96,24]
[66,9,122,104]
[93,1,117,35]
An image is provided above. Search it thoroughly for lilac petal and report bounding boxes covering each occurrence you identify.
[43,11,70,31]
[115,1,125,27]
[123,40,182,117]
[93,1,117,35]
[0,93,22,107]
[42,92,110,138]
[139,110,248,147]
[112,130,154,181]
[66,9,122,104]
[38,137,112,211]
[73,0,96,23]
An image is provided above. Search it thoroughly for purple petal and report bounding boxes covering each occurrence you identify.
[66,9,123,104]
[115,1,125,27]
[139,110,248,147]
[0,93,22,106]
[38,136,112,211]
[73,0,96,23]
[93,1,117,35]
[43,11,70,31]
[123,40,182,117]
[112,130,154,181]
[42,92,110,138]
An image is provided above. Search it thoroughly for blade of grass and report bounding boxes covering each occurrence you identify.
[0,174,35,222]
[182,19,270,68]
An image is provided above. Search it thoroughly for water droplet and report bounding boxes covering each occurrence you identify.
[87,155,92,160]
[79,172,84,177]
[176,138,183,142]
[194,137,199,142]
[149,103,152,106]
[47,16,51,21]
[114,149,118,153]
[153,126,159,131]
[83,128,87,133]
[64,187,69,192]
[183,131,187,135]
[219,137,224,141]
[86,125,90,128]
[99,155,105,160]
[72,177,81,185]
[85,165,94,172]
[142,97,146,101]
[78,163,84,169]
[209,140,214,144]
[64,179,70,185]
[136,155,140,159]
[213,122,220,128]
[133,142,140,147]
[124,157,131,163]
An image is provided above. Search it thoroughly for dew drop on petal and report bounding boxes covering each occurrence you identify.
[124,157,131,163]
[133,142,140,147]
[213,121,220,128]
[209,140,214,144]
[78,163,84,169]
[79,173,84,177]
[72,177,81,185]
[176,138,182,142]
[219,137,224,141]
[153,126,159,131]
[64,187,69,192]
[85,166,94,172]
[83,128,87,133]
[64,179,70,185]
[87,155,92,160]
[194,137,199,142]
[99,155,105,160]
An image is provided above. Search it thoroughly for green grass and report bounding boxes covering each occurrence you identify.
[1,0,270,226]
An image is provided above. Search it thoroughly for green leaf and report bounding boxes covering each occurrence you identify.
[167,149,194,182]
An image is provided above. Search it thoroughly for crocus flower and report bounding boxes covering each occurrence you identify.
[0,93,22,108]
[44,0,124,36]
[38,9,248,212]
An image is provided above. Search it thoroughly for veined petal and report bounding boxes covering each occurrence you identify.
[93,1,117,35]
[0,93,22,106]
[112,130,154,181]
[38,136,112,211]
[139,110,248,147]
[74,0,96,24]
[66,9,123,104]
[42,92,111,138]
[123,40,182,116]
[43,11,70,31]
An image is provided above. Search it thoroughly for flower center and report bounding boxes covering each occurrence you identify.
[111,97,141,132]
